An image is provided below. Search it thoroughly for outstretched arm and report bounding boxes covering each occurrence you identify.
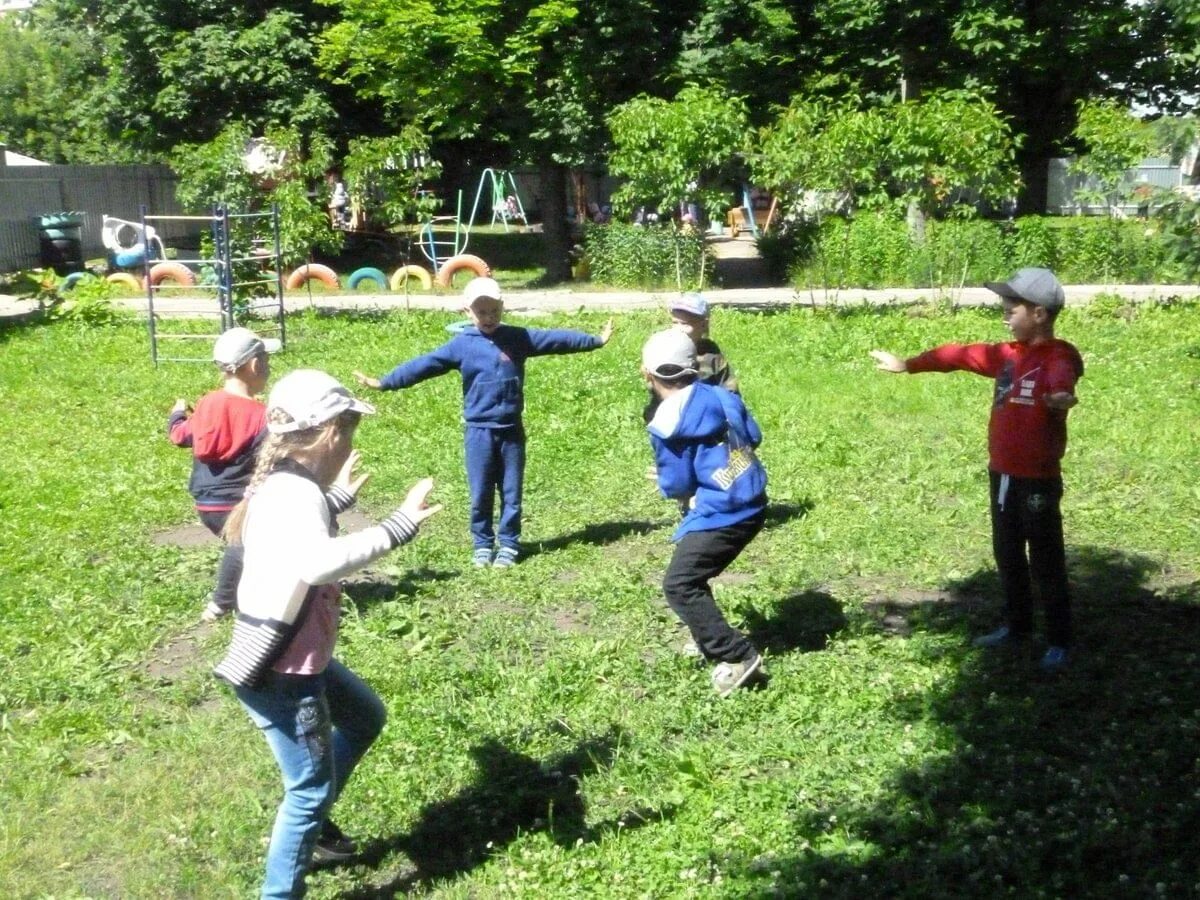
[870,350,907,373]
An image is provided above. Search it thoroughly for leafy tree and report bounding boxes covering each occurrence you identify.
[607,86,749,219]
[173,124,341,266]
[1070,99,1156,215]
[0,9,112,162]
[800,0,1200,213]
[754,92,1018,225]
[318,0,692,281]
[342,128,442,229]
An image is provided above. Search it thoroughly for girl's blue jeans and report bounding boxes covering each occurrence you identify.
[234,659,386,899]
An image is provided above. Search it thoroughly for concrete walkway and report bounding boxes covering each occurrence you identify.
[3,283,1200,321]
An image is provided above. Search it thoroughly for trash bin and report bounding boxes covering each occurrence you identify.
[35,212,85,275]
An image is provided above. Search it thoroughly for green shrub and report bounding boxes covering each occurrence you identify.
[583,222,710,290]
[916,217,1008,288]
[1006,216,1060,271]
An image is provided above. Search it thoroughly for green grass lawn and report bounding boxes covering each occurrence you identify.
[2,299,1199,897]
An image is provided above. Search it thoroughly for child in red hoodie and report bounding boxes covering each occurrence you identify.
[168,327,279,620]
[871,268,1084,673]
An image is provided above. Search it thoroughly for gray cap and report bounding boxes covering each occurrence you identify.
[985,267,1065,309]
[212,327,282,372]
[642,329,697,379]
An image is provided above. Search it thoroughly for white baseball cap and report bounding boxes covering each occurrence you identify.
[213,327,282,371]
[642,329,697,379]
[267,369,375,434]
[463,276,502,307]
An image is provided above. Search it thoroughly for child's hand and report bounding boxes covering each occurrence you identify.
[334,449,370,498]
[353,371,382,390]
[598,319,614,346]
[171,398,191,415]
[400,477,443,525]
[869,350,907,373]
[1044,391,1078,411]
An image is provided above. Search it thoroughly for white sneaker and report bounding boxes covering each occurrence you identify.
[200,600,230,623]
[711,654,763,697]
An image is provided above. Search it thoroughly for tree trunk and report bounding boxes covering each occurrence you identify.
[538,159,573,283]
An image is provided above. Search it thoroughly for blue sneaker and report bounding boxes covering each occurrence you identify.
[1040,646,1069,673]
[973,626,1014,648]
[493,547,519,568]
[472,547,494,568]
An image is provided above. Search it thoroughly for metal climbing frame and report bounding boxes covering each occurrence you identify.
[468,168,527,232]
[143,205,286,366]
[416,189,469,274]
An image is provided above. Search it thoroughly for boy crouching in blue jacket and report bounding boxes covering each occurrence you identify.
[642,329,768,697]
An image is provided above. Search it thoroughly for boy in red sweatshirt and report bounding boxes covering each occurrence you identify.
[168,327,279,620]
[870,268,1083,672]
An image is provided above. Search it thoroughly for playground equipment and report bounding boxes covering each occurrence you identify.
[347,266,387,291]
[416,189,470,275]
[468,168,527,232]
[142,205,286,366]
[102,215,165,268]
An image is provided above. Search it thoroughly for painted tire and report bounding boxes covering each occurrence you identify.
[106,272,143,291]
[114,248,147,268]
[59,272,97,293]
[389,264,433,292]
[347,266,387,291]
[434,254,491,289]
[149,262,197,287]
[285,264,339,291]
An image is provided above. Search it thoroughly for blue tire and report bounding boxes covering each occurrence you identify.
[347,267,387,291]
[114,248,146,268]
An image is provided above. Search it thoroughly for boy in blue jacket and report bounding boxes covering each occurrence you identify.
[355,277,612,567]
[642,329,768,697]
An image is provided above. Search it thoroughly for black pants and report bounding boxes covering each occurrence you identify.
[198,509,244,612]
[989,471,1071,648]
[662,513,764,663]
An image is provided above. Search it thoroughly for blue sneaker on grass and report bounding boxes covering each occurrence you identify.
[493,547,519,568]
[472,547,494,568]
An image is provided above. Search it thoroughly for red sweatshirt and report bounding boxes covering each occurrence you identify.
[906,339,1084,479]
[168,390,267,510]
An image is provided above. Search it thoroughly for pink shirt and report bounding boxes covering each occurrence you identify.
[273,583,342,675]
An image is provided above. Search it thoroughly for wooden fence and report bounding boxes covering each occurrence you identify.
[0,163,199,271]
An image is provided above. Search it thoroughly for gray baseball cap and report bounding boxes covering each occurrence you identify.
[985,267,1065,309]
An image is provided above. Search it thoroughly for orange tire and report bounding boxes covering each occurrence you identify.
[106,272,143,292]
[285,264,340,291]
[149,262,197,287]
[434,254,491,289]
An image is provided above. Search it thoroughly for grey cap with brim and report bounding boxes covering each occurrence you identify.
[985,267,1065,309]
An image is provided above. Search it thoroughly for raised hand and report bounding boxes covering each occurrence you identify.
[353,371,382,390]
[400,477,442,525]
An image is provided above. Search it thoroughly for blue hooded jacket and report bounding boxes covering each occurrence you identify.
[647,382,768,540]
[378,324,603,427]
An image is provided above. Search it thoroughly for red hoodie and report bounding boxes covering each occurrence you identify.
[168,390,267,510]
[906,338,1084,479]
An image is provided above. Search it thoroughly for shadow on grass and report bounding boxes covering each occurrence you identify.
[743,589,848,654]
[734,546,1200,898]
[340,729,674,896]
[342,567,459,610]
[523,518,672,559]
[763,500,814,531]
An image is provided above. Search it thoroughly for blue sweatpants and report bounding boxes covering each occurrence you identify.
[464,424,525,551]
